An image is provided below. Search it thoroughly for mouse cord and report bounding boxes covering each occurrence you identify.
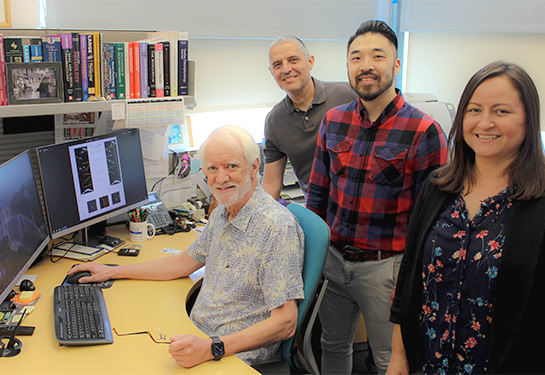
[49,243,78,263]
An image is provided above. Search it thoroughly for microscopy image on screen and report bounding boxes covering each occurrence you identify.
[111,191,121,205]
[87,199,97,213]
[99,195,110,209]
[74,147,94,195]
[104,140,122,186]
[69,137,126,221]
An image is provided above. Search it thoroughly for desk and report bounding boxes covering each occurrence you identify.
[3,225,258,374]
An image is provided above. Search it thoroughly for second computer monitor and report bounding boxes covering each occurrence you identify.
[37,128,149,240]
[0,151,50,304]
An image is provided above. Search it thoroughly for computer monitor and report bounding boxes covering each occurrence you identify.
[36,128,149,243]
[0,151,50,305]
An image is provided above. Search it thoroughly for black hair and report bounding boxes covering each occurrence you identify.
[348,20,398,52]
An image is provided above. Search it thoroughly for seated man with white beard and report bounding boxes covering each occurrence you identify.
[69,125,305,368]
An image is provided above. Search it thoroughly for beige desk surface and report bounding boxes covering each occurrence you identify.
[3,225,258,374]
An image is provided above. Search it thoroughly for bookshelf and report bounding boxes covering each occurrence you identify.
[0,29,195,119]
[0,61,196,118]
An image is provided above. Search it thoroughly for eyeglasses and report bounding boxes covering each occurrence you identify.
[113,327,175,344]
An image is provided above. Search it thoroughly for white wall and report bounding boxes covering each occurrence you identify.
[186,38,349,114]
[405,32,545,127]
[9,0,39,28]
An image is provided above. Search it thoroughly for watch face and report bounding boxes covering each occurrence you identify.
[212,341,225,356]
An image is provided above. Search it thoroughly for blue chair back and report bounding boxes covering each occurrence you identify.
[282,203,330,366]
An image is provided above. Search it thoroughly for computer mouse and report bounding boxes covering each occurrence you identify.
[66,271,92,284]
[20,279,35,291]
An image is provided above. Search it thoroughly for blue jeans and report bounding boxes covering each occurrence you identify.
[320,245,402,374]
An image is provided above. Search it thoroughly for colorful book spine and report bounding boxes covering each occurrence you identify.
[163,41,170,97]
[60,33,75,102]
[139,42,148,98]
[155,42,164,98]
[113,42,126,100]
[23,45,31,62]
[123,42,130,99]
[80,34,89,101]
[92,33,102,98]
[30,44,43,62]
[128,42,135,98]
[102,43,116,99]
[85,34,96,98]
[178,33,189,96]
[4,37,23,63]
[42,36,62,62]
[133,42,141,98]
[71,33,82,101]
[147,31,178,96]
[148,43,156,97]
[28,38,42,62]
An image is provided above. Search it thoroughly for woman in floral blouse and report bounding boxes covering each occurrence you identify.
[388,61,545,374]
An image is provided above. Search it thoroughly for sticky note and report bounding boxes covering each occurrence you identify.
[19,292,35,302]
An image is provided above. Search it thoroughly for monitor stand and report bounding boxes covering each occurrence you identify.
[77,222,125,250]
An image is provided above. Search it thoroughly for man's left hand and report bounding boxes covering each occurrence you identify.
[169,335,214,368]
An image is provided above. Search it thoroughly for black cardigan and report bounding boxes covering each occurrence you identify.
[390,178,545,374]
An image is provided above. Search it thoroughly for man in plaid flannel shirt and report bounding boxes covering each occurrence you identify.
[306,20,448,374]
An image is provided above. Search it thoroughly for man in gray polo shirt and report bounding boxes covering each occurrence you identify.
[263,35,357,199]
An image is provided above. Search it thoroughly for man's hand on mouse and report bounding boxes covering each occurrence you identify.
[68,263,116,283]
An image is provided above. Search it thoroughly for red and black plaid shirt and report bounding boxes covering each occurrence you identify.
[306,93,448,253]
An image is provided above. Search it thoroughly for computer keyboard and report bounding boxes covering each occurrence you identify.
[53,284,113,345]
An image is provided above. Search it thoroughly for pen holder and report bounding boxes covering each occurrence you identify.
[129,220,156,242]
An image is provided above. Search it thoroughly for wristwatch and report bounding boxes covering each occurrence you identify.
[210,336,224,361]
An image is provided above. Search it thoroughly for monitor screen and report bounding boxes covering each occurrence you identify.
[37,128,149,240]
[0,151,50,304]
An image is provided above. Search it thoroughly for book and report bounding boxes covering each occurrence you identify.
[0,35,7,105]
[178,32,189,96]
[123,42,130,99]
[147,31,179,96]
[60,33,75,102]
[71,33,83,101]
[128,41,135,98]
[83,34,96,98]
[163,41,170,97]
[133,41,141,98]
[154,42,164,97]
[82,32,102,98]
[93,33,102,98]
[147,43,156,97]
[28,38,42,62]
[113,42,126,99]
[4,37,23,63]
[23,44,30,62]
[80,34,89,101]
[102,43,116,99]
[10,37,42,63]
[42,36,62,62]
[139,41,148,98]
[30,46,43,62]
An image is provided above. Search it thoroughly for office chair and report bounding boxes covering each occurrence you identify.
[282,203,330,374]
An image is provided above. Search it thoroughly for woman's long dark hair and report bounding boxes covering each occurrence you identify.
[432,61,545,200]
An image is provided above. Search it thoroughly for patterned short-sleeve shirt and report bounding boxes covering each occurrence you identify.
[187,186,305,365]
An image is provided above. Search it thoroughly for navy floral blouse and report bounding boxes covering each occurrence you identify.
[420,189,512,374]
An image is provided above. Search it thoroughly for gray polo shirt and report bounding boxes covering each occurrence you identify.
[264,78,358,192]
